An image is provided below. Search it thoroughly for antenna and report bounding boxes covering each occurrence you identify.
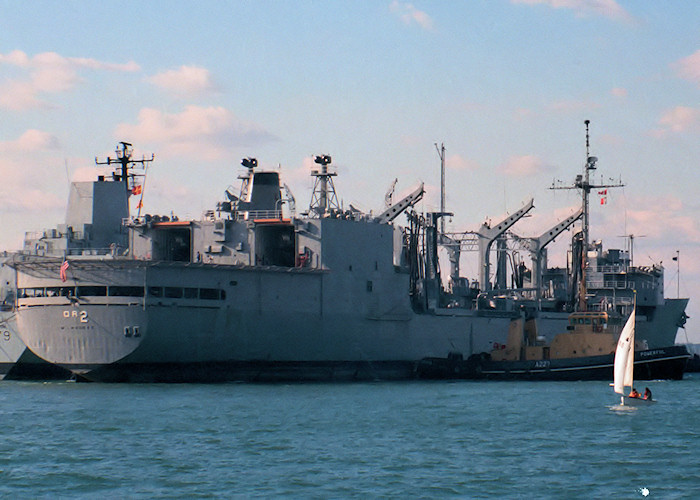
[673,250,680,298]
[618,233,646,268]
[95,142,154,214]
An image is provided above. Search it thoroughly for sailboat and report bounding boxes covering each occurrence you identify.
[613,307,655,406]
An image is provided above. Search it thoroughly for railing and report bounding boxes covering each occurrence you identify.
[234,209,283,221]
[593,264,627,273]
[24,230,85,241]
[16,246,125,257]
[65,247,124,257]
[586,296,635,311]
[587,279,630,290]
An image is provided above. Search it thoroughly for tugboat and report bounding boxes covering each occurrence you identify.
[417,310,690,380]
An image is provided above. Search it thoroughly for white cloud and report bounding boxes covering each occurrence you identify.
[0,50,30,66]
[0,186,64,213]
[0,80,47,110]
[673,49,700,88]
[146,65,219,96]
[499,155,553,177]
[446,154,480,171]
[514,108,535,120]
[0,50,140,110]
[0,153,65,218]
[610,87,628,98]
[114,106,278,161]
[650,106,700,137]
[513,203,581,238]
[512,0,634,23]
[622,196,700,243]
[0,129,60,152]
[389,1,434,30]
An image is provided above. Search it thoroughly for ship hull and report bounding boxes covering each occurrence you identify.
[0,258,26,379]
[13,259,690,383]
[58,360,419,383]
[1,257,73,380]
[417,345,690,381]
[19,303,515,382]
[0,319,25,380]
[15,260,519,382]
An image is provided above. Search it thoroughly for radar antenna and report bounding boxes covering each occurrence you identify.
[308,155,340,217]
[283,183,297,216]
[237,157,258,203]
[385,178,398,209]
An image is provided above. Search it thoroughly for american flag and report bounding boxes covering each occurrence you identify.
[60,260,69,282]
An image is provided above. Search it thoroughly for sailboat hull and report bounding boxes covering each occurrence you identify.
[417,345,690,381]
[621,396,656,406]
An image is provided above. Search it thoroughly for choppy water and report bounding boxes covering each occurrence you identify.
[1,376,699,498]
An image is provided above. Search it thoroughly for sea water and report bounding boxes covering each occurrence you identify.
[0,376,699,499]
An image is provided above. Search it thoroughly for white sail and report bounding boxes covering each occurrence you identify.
[613,309,636,395]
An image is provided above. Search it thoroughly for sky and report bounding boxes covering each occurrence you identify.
[1,0,699,341]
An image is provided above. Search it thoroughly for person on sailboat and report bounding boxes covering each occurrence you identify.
[644,387,652,400]
[629,388,640,398]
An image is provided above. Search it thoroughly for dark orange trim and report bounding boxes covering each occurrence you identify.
[153,221,191,227]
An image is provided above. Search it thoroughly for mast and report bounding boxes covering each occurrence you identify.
[309,155,340,217]
[435,143,446,235]
[675,249,680,298]
[580,120,594,311]
[550,121,624,311]
[95,142,154,214]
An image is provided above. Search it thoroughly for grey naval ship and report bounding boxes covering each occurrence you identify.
[9,133,688,382]
[1,253,72,380]
[0,255,24,378]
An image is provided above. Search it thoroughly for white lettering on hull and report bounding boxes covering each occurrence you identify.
[62,310,88,323]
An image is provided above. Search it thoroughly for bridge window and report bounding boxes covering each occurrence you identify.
[77,286,107,297]
[108,286,145,297]
[199,288,221,300]
[164,287,183,298]
[46,286,76,297]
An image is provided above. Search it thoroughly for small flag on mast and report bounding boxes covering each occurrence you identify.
[132,184,142,195]
[59,260,69,282]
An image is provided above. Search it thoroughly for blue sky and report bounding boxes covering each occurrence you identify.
[1,1,699,340]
